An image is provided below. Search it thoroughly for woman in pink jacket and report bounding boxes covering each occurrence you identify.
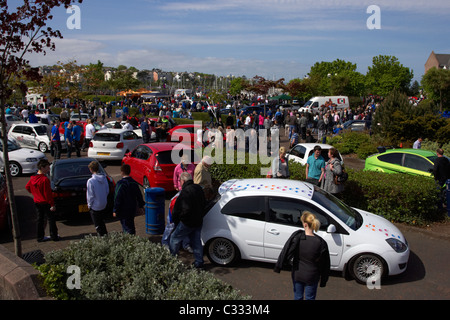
[173,154,196,191]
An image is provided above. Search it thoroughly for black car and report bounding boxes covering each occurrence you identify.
[50,158,115,218]
[342,120,370,131]
[238,106,265,115]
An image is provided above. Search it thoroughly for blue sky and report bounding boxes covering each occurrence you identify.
[24,0,450,83]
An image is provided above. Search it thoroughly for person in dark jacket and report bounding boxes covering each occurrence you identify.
[169,171,206,268]
[274,211,330,300]
[113,164,145,234]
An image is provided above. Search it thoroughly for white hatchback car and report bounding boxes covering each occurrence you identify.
[8,123,51,153]
[87,128,143,160]
[202,178,410,284]
[287,143,343,166]
[0,139,47,177]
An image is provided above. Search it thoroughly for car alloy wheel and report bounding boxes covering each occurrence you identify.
[9,161,22,177]
[206,237,239,266]
[350,254,386,285]
[38,142,48,153]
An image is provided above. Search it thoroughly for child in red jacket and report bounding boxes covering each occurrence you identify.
[26,159,59,242]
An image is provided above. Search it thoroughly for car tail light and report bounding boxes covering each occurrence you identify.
[154,160,162,171]
[53,191,73,198]
[116,142,124,148]
[89,141,93,147]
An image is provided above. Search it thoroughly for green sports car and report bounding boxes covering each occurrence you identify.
[364,148,438,178]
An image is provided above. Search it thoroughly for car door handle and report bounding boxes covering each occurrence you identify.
[267,229,280,235]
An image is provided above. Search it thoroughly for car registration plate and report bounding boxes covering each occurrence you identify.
[78,204,89,213]
[97,152,110,156]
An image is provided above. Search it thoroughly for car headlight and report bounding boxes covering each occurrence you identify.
[386,238,408,253]
[26,158,38,162]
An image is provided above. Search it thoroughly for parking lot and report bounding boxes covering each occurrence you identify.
[0,129,449,300]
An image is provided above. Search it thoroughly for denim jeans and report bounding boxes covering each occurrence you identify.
[169,222,204,267]
[292,278,319,300]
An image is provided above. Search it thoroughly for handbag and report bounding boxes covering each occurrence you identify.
[334,166,348,185]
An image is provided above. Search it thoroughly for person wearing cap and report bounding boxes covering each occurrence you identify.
[305,145,325,186]
[26,159,60,242]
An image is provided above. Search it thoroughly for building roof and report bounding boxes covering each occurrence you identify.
[434,53,450,68]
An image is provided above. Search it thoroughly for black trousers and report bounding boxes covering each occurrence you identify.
[89,208,108,236]
[51,140,62,159]
[35,203,58,241]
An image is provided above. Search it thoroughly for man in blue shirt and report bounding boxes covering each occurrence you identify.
[305,145,325,186]
[71,121,82,157]
[51,120,62,159]
[64,122,73,158]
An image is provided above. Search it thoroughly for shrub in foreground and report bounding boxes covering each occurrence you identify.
[35,232,249,300]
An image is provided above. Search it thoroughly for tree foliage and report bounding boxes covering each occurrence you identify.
[373,89,449,145]
[421,67,450,112]
[365,55,414,96]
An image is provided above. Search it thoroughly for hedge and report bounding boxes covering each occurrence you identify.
[210,155,445,226]
[35,232,250,300]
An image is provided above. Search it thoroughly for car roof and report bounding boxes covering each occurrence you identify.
[218,178,314,199]
[381,148,436,157]
[292,143,335,149]
[52,157,97,166]
[11,123,43,127]
[96,128,132,134]
[143,142,182,152]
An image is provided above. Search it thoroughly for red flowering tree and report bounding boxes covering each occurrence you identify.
[0,0,83,256]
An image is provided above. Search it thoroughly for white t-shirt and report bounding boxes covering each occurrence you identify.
[85,123,95,139]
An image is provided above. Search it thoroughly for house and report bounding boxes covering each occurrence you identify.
[425,51,450,73]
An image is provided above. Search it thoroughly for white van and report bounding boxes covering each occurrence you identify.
[299,96,349,113]
[174,89,192,98]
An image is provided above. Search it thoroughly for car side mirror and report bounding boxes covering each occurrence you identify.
[327,224,336,233]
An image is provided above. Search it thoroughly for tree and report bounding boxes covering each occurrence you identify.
[82,60,105,95]
[0,0,83,257]
[107,66,142,92]
[365,55,413,96]
[228,77,248,98]
[372,89,412,142]
[307,59,366,97]
[246,75,285,96]
[421,67,450,112]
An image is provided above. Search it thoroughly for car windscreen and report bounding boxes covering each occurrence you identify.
[93,133,120,142]
[0,140,21,152]
[312,186,362,231]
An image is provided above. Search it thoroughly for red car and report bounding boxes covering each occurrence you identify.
[122,142,200,191]
[0,174,9,231]
[166,124,203,147]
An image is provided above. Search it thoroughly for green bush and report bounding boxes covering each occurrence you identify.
[327,131,378,159]
[35,233,249,300]
[339,170,444,225]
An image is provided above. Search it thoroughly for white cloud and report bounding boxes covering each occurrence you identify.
[25,38,308,79]
[155,0,450,15]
